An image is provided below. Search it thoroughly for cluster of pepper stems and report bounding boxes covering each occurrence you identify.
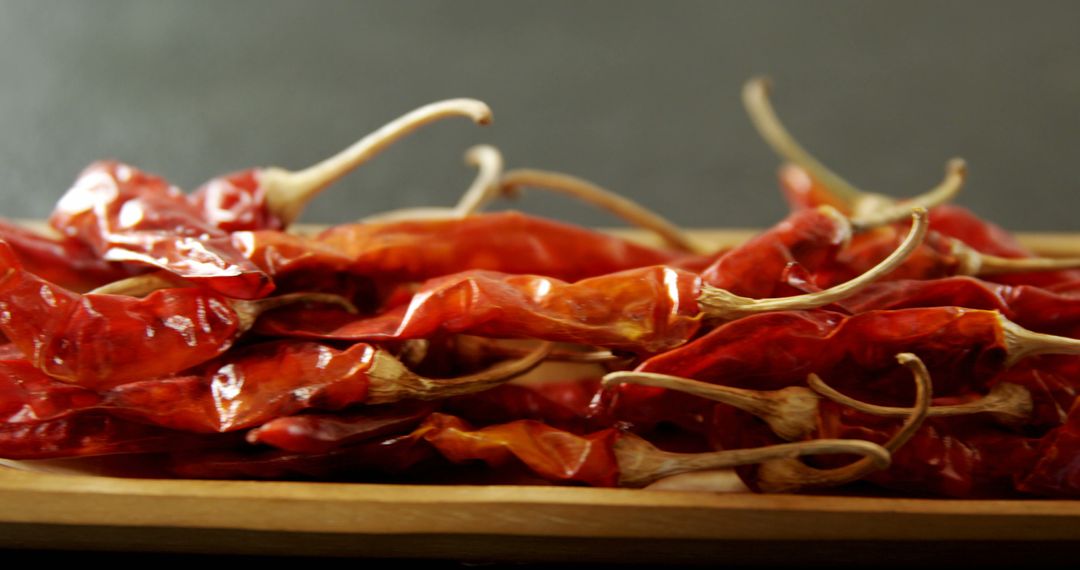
[4,80,1080,498]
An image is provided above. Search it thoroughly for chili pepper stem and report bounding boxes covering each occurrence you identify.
[361,145,505,223]
[808,375,1033,428]
[89,271,190,296]
[949,238,1080,277]
[261,98,493,227]
[232,292,358,331]
[698,207,928,321]
[462,336,626,364]
[743,77,964,222]
[755,352,932,493]
[615,434,889,488]
[1000,314,1080,366]
[496,169,706,254]
[365,341,553,404]
[602,372,820,441]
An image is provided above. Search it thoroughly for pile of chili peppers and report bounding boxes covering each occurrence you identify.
[4,84,1080,499]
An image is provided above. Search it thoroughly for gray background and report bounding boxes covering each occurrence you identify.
[0,0,1078,230]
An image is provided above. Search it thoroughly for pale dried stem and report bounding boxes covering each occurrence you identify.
[1000,314,1080,366]
[232,292,357,331]
[851,159,967,229]
[743,77,964,219]
[261,98,493,226]
[809,375,1032,428]
[602,372,820,441]
[950,239,1080,277]
[616,434,889,488]
[698,208,928,320]
[89,271,189,296]
[361,144,505,223]
[365,342,553,404]
[498,169,705,254]
[755,352,932,493]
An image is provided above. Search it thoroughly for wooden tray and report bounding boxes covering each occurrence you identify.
[4,229,1080,564]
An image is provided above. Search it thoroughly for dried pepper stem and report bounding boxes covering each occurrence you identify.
[809,375,1033,428]
[361,144,505,223]
[615,434,889,488]
[755,352,932,493]
[698,207,928,320]
[1001,315,1080,366]
[602,372,820,440]
[950,239,1080,276]
[261,98,493,226]
[497,169,705,253]
[365,341,553,404]
[742,77,965,226]
[90,271,190,296]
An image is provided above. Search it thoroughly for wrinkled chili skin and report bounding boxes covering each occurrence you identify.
[611,308,1009,417]
[417,413,621,487]
[700,207,846,297]
[1018,400,1080,497]
[0,411,224,460]
[780,165,1080,287]
[0,219,136,292]
[0,359,102,424]
[257,266,703,354]
[190,169,284,233]
[48,161,272,299]
[0,241,250,389]
[994,355,1080,430]
[840,276,1080,339]
[246,400,438,454]
[444,379,602,433]
[106,341,376,433]
[315,211,686,283]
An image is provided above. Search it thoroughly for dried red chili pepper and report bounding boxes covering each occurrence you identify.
[0,240,349,388]
[442,379,603,432]
[246,400,438,454]
[0,219,136,292]
[609,308,1080,415]
[48,161,273,299]
[312,211,691,283]
[1017,400,1080,497]
[699,206,850,297]
[0,411,228,460]
[192,99,492,232]
[257,211,927,354]
[416,412,892,489]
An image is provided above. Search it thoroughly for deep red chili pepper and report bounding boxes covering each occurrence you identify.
[191,99,492,233]
[0,411,228,460]
[992,355,1080,430]
[48,161,273,299]
[257,266,702,354]
[245,400,438,454]
[1016,398,1080,497]
[442,379,603,432]
[313,212,689,283]
[0,219,137,292]
[611,308,1080,415]
[840,276,1080,339]
[0,240,342,389]
[700,206,848,297]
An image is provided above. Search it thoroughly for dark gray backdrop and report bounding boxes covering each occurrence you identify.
[1,0,1078,230]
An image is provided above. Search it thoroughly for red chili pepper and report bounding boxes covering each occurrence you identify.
[245,400,438,454]
[313,211,690,283]
[700,206,849,297]
[442,379,603,432]
[0,241,345,389]
[48,161,273,299]
[0,412,230,460]
[1016,398,1080,497]
[191,99,492,232]
[0,219,137,292]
